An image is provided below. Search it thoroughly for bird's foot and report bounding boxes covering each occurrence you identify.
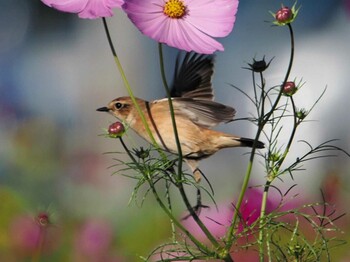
[182,188,209,220]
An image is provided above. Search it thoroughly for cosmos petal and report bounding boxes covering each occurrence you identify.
[186,0,239,37]
[41,0,123,19]
[42,0,88,13]
[123,0,239,54]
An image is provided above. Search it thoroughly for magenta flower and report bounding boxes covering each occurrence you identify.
[123,0,239,54]
[182,203,233,241]
[9,215,59,256]
[41,0,124,19]
[74,219,113,258]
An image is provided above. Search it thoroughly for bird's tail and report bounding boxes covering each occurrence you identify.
[217,134,264,149]
[238,137,265,148]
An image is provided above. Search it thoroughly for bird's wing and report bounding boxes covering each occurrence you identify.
[155,98,236,128]
[169,52,214,101]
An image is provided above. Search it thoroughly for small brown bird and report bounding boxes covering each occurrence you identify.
[97,53,264,182]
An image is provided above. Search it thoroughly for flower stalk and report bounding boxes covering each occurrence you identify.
[226,23,295,257]
[102,18,159,148]
[158,44,222,253]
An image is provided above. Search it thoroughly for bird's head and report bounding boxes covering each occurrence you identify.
[97,96,135,121]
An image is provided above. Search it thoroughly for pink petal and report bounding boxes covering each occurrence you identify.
[123,0,234,53]
[166,19,224,54]
[41,0,88,13]
[78,0,123,18]
[41,0,123,19]
[105,0,124,8]
[122,0,165,35]
[186,0,239,37]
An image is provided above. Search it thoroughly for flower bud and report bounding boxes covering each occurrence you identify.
[282,81,297,96]
[269,152,281,163]
[272,3,299,26]
[276,7,293,24]
[37,212,50,227]
[246,56,273,73]
[133,147,150,159]
[296,108,308,120]
[108,122,125,138]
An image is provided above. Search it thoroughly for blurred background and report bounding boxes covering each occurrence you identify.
[1,0,349,261]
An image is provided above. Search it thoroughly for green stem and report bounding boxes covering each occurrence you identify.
[158,44,183,243]
[102,18,158,148]
[158,45,220,250]
[258,180,271,262]
[226,69,266,247]
[118,138,213,256]
[257,98,299,261]
[225,129,262,247]
[226,23,295,252]
[158,44,183,180]
[165,179,176,242]
[148,181,214,256]
[257,23,296,261]
[261,24,295,127]
[278,96,298,167]
[178,183,220,247]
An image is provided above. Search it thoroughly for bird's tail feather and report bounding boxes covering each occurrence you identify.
[237,137,264,149]
[217,134,264,149]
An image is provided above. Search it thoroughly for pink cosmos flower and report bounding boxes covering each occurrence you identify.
[182,187,275,242]
[9,215,59,256]
[41,0,124,19]
[74,219,113,258]
[122,0,239,54]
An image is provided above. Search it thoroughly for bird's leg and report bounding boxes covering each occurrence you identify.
[193,168,202,183]
[182,159,210,219]
[193,168,209,212]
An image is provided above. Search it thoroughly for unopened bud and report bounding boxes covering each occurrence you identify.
[296,108,308,120]
[276,7,293,24]
[108,122,125,138]
[134,147,150,159]
[282,81,297,96]
[37,212,50,227]
[246,56,273,73]
[272,3,299,26]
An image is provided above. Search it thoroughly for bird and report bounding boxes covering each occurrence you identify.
[97,52,264,182]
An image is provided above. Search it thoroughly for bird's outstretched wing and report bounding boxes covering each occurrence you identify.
[161,52,235,128]
[172,98,236,128]
[153,98,236,128]
[170,52,214,101]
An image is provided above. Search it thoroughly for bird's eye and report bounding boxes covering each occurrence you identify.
[114,102,123,110]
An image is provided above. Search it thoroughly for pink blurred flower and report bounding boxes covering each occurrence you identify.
[240,187,274,228]
[41,0,123,19]
[9,214,59,256]
[182,203,232,242]
[122,0,239,54]
[9,216,41,255]
[182,187,275,243]
[74,219,113,259]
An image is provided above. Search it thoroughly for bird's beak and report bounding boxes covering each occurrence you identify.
[96,106,110,112]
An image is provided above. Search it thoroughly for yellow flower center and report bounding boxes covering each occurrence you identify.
[163,0,186,19]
